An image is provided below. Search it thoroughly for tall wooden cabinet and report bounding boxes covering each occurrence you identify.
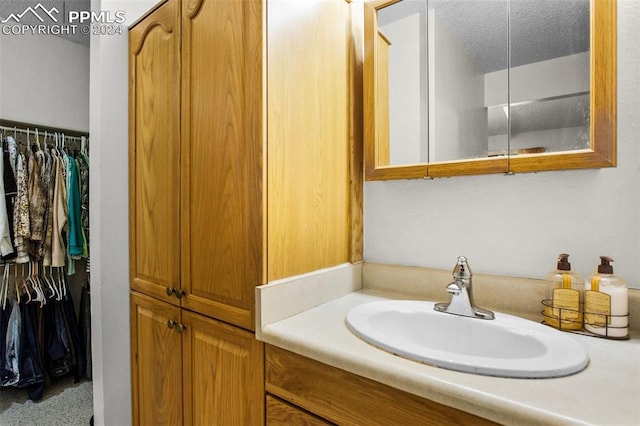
[129,0,359,424]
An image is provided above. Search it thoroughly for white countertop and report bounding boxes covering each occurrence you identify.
[259,289,640,425]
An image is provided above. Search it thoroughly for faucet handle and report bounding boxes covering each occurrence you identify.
[446,282,461,295]
[452,256,472,280]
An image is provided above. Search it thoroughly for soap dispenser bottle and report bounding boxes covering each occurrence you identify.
[584,256,628,338]
[544,254,583,330]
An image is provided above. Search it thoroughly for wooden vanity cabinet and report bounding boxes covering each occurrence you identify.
[265,345,498,426]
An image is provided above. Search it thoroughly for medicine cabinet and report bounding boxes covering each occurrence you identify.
[364,0,616,180]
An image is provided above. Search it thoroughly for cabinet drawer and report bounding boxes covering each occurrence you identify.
[266,395,332,426]
[265,345,497,426]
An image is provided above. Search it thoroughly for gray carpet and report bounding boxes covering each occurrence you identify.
[0,376,92,425]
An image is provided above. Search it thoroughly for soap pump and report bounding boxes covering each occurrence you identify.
[584,256,628,338]
[544,254,583,330]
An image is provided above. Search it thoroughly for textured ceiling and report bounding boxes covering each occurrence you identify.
[378,0,590,73]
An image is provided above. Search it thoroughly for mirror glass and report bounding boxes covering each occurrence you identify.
[376,1,429,165]
[507,0,590,156]
[375,0,590,166]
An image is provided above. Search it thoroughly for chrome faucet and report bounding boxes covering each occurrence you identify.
[434,256,495,320]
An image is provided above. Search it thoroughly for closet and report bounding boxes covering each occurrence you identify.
[129,0,360,424]
[0,119,91,402]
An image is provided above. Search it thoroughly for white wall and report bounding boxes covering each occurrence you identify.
[89,1,159,425]
[365,0,640,288]
[0,33,89,131]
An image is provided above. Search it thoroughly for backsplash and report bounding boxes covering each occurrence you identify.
[362,262,639,332]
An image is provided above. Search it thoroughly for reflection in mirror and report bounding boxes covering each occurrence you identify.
[376,0,510,165]
[377,1,428,166]
[427,0,508,162]
[506,0,590,155]
[378,0,588,163]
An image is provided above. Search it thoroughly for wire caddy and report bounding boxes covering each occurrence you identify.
[541,299,629,340]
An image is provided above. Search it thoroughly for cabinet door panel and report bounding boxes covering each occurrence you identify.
[130,292,183,426]
[267,0,351,280]
[129,0,181,304]
[182,310,264,425]
[181,0,264,329]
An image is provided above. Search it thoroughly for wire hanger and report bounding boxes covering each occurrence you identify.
[35,128,41,151]
[1,264,10,310]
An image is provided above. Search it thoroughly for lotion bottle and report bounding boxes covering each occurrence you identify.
[584,256,628,338]
[544,254,583,330]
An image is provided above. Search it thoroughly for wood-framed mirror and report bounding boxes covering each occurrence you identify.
[364,0,616,180]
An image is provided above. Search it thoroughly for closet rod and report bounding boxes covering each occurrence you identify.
[0,126,86,144]
[0,119,89,139]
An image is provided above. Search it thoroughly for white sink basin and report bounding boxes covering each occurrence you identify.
[346,300,589,378]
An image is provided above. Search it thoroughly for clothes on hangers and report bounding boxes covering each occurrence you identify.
[0,264,88,401]
[0,132,89,267]
[0,128,91,401]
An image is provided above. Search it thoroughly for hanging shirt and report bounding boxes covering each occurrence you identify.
[0,145,14,257]
[14,154,31,264]
[43,149,57,266]
[2,300,21,387]
[26,147,48,261]
[6,136,17,179]
[77,152,89,256]
[66,155,83,258]
[51,156,68,268]
[1,142,18,261]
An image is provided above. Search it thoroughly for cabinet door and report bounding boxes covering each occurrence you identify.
[181,310,264,425]
[180,0,264,330]
[129,0,182,304]
[130,292,183,426]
